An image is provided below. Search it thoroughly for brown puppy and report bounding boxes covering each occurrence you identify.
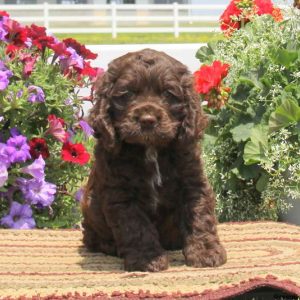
[81,49,226,272]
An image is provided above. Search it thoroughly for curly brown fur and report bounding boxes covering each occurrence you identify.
[294,0,300,9]
[81,49,226,272]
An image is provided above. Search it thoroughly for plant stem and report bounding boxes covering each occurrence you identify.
[226,103,244,114]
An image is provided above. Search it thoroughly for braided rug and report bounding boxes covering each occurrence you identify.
[0,221,300,299]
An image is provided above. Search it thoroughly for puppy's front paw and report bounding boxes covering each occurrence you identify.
[124,253,169,272]
[184,242,227,268]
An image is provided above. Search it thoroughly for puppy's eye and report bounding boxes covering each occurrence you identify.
[163,90,180,105]
[112,90,135,110]
[163,90,187,116]
[119,90,134,98]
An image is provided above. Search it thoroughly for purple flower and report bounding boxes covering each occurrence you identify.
[27,86,45,103]
[0,71,9,91]
[10,127,20,137]
[0,17,8,42]
[0,60,8,71]
[0,143,11,168]
[79,120,94,138]
[59,47,83,72]
[0,165,8,188]
[0,27,8,42]
[18,178,56,207]
[16,90,23,98]
[68,47,84,69]
[74,188,84,202]
[0,61,12,91]
[1,201,35,229]
[6,135,31,163]
[21,155,45,180]
[64,98,73,106]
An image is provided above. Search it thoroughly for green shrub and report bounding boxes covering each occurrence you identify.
[197,10,300,221]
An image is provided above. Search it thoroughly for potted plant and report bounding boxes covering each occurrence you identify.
[0,11,100,229]
[194,1,300,223]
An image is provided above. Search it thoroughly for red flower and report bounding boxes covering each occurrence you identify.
[34,36,55,51]
[48,42,70,56]
[26,24,47,40]
[3,18,28,46]
[0,10,9,18]
[63,38,98,60]
[29,137,50,159]
[26,24,55,51]
[80,61,98,78]
[254,0,283,22]
[61,142,90,165]
[220,1,242,32]
[255,0,274,15]
[194,61,230,94]
[220,0,282,34]
[5,44,25,58]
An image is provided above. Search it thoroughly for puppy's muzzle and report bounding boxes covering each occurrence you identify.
[139,114,157,130]
[132,104,163,131]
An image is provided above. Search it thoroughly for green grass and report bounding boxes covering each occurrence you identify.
[55,32,222,45]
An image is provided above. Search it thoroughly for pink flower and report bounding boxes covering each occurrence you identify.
[45,114,69,143]
[19,52,38,77]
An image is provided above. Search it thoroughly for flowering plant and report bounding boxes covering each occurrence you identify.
[194,60,231,109]
[220,0,283,35]
[196,5,300,221]
[0,11,100,229]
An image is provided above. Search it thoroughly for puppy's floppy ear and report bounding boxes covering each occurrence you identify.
[88,71,116,150]
[177,73,208,142]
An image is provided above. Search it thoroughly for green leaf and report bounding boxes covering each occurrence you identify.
[284,84,300,101]
[294,123,300,138]
[256,172,269,192]
[195,42,215,61]
[242,69,264,89]
[271,49,298,68]
[269,98,300,133]
[203,134,217,148]
[243,125,268,165]
[239,164,260,180]
[231,164,260,180]
[231,77,256,101]
[230,123,254,142]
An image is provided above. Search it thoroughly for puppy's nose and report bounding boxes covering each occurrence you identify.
[139,114,157,129]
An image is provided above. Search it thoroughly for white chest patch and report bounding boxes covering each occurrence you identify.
[145,146,162,207]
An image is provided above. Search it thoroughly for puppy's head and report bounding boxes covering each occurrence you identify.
[89,49,207,150]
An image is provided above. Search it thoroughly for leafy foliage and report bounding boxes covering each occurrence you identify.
[198,10,300,221]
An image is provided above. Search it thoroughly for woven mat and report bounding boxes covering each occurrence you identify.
[0,222,300,299]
